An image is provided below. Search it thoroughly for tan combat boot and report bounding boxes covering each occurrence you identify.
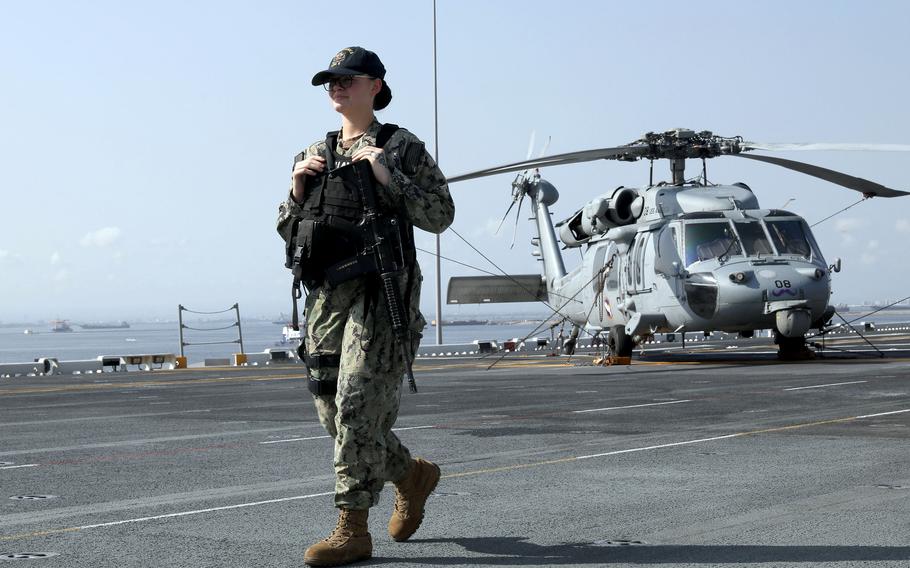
[388,457,441,542]
[304,508,372,567]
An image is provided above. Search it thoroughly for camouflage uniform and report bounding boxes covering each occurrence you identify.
[276,119,454,510]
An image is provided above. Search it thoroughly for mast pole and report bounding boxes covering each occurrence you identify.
[433,0,443,345]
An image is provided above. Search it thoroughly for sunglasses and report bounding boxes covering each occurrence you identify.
[323,75,375,91]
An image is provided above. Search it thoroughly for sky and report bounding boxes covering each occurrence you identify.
[1,0,909,325]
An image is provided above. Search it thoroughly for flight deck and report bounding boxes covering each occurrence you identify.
[1,333,908,567]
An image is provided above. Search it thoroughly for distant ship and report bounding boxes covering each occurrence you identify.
[431,319,489,326]
[51,320,73,332]
[79,321,130,329]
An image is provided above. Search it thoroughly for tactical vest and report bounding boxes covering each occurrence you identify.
[285,123,415,289]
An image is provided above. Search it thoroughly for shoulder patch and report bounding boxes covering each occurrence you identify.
[401,141,426,176]
[383,128,427,175]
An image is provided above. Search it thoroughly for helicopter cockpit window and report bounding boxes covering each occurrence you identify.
[685,222,742,266]
[766,219,812,258]
[733,221,773,256]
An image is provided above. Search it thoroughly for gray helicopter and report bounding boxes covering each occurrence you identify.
[447,128,909,359]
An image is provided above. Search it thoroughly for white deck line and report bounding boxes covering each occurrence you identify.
[855,408,910,419]
[575,433,743,460]
[76,492,334,530]
[572,400,692,414]
[0,464,39,471]
[784,381,868,391]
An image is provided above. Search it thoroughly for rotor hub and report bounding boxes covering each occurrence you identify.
[627,128,745,162]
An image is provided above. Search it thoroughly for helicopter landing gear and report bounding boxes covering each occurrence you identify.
[563,325,580,355]
[775,332,814,361]
[608,325,635,358]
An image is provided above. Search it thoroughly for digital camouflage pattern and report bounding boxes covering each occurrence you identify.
[276,119,454,510]
[305,274,422,509]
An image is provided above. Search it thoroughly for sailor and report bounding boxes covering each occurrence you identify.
[276,46,454,567]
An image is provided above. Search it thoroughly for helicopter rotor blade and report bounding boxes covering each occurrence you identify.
[742,142,910,152]
[526,130,537,160]
[510,190,526,249]
[733,153,909,198]
[448,145,648,184]
[493,199,516,236]
[538,135,552,158]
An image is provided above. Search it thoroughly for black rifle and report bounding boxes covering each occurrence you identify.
[325,160,419,393]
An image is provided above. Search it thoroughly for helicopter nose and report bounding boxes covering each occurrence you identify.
[776,308,811,337]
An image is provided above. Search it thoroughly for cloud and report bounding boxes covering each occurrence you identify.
[80,227,122,247]
[53,269,70,282]
[834,218,863,246]
[896,219,910,233]
[867,239,879,250]
[860,252,878,265]
[0,249,24,267]
[50,252,61,265]
[834,218,862,233]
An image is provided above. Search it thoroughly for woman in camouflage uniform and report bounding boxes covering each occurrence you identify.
[276,47,454,567]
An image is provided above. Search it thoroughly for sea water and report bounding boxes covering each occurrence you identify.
[0,320,553,364]
[2,312,907,365]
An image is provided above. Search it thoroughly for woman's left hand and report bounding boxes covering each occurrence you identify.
[352,145,391,187]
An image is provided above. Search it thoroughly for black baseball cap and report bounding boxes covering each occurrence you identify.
[311,46,393,110]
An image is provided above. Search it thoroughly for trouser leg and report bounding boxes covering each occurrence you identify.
[332,371,411,509]
[305,280,414,509]
[305,287,343,440]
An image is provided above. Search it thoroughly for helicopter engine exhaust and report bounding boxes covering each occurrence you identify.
[558,187,643,247]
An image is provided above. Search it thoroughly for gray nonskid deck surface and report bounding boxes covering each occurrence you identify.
[0,349,908,567]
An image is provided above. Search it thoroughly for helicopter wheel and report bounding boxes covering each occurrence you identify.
[775,333,814,361]
[608,325,635,358]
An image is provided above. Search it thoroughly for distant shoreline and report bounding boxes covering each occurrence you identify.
[3,305,910,328]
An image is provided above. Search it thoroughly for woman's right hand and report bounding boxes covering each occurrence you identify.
[292,156,326,202]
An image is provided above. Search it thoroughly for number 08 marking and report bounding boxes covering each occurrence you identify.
[774,279,792,288]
